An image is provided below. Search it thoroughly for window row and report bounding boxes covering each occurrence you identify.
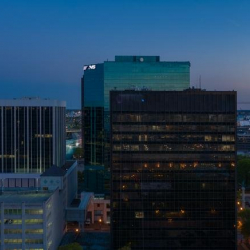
[112,134,235,142]
[112,124,235,132]
[3,209,43,215]
[112,114,235,123]
[3,219,43,224]
[3,229,43,234]
[112,154,235,161]
[113,144,235,152]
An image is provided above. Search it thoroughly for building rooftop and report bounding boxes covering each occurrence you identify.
[114,55,190,65]
[0,190,53,203]
[85,165,105,171]
[62,161,77,171]
[41,165,67,177]
[111,88,236,93]
[115,55,160,63]
[0,98,66,107]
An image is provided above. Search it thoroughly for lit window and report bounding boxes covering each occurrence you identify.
[135,212,144,219]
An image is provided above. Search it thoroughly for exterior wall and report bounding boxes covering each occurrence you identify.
[82,56,190,166]
[83,107,104,165]
[110,90,237,249]
[0,98,66,173]
[40,162,78,207]
[104,57,190,110]
[0,200,46,249]
[0,189,64,250]
[84,166,105,194]
[0,173,40,189]
[41,176,63,190]
[83,64,104,107]
[64,161,78,207]
[47,189,65,250]
[53,106,66,169]
[87,198,110,224]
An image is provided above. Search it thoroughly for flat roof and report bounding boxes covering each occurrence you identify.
[41,161,77,177]
[0,173,40,179]
[0,191,53,203]
[110,89,236,94]
[85,165,105,170]
[41,165,66,177]
[0,98,66,107]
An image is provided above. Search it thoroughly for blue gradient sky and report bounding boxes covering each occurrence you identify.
[0,0,249,109]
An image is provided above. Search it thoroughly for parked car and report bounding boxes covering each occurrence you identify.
[85,218,91,225]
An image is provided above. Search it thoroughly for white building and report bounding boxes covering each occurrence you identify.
[0,161,78,249]
[0,98,66,173]
[0,189,64,250]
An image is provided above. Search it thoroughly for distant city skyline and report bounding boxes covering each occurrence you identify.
[0,0,250,109]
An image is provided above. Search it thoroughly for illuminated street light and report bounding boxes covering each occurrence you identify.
[99,218,102,230]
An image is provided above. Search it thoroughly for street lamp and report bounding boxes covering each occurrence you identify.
[99,218,102,230]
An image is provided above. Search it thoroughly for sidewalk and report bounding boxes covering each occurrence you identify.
[84,222,110,232]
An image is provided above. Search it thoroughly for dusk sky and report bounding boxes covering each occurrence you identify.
[0,0,249,109]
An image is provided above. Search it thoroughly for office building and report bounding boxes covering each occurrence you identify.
[82,56,190,166]
[0,161,78,249]
[0,98,66,173]
[0,189,64,250]
[84,165,105,194]
[110,90,236,249]
[237,110,250,155]
[85,194,111,224]
[41,161,78,207]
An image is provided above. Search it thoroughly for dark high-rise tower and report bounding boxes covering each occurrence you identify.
[0,98,66,173]
[110,90,236,249]
[82,56,191,167]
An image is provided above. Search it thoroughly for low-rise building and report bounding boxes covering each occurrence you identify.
[0,161,78,249]
[86,195,110,224]
[0,189,64,250]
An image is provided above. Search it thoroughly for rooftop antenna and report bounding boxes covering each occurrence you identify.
[199,75,201,89]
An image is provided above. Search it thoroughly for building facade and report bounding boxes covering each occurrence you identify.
[40,161,78,207]
[84,165,105,194]
[110,90,236,249]
[86,195,110,224]
[82,56,191,166]
[0,189,64,250]
[0,98,66,173]
[237,111,250,156]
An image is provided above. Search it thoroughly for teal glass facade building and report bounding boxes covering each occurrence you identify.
[104,56,190,110]
[82,56,190,166]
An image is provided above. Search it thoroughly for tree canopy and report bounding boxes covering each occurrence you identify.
[238,157,250,187]
[118,243,131,250]
[73,147,83,159]
[238,209,250,240]
[58,243,82,250]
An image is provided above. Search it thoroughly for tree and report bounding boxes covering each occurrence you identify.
[73,147,83,159]
[239,209,250,241]
[58,242,82,250]
[238,157,250,187]
[118,243,131,250]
